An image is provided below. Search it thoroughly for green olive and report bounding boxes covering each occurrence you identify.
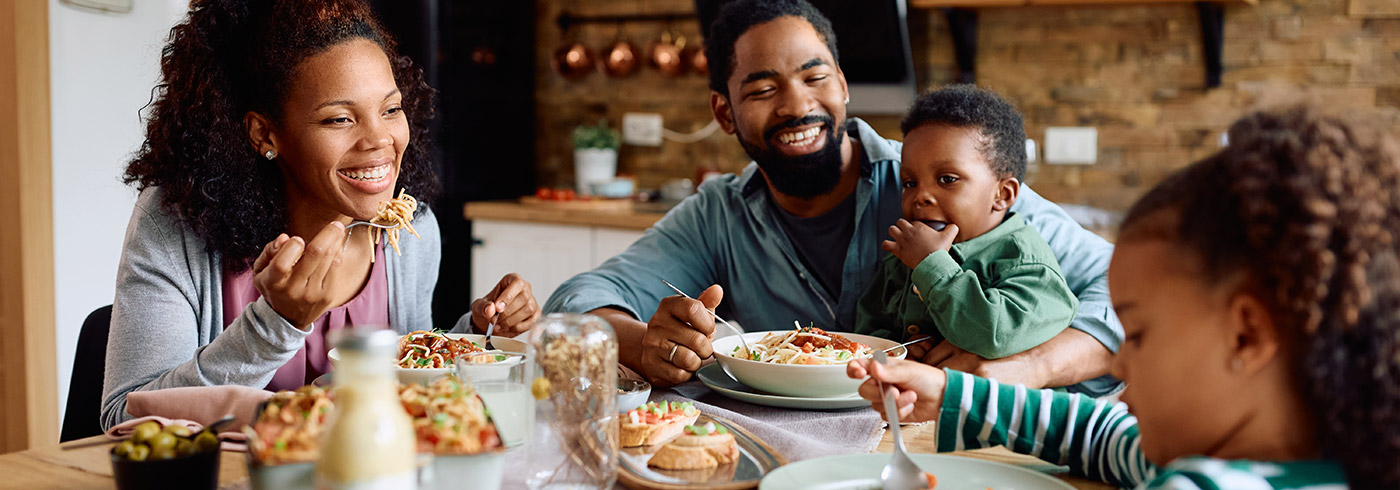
[147,431,177,454]
[193,431,219,453]
[112,440,135,458]
[127,443,150,462]
[175,439,198,457]
[149,446,177,461]
[130,421,161,444]
[163,425,192,438]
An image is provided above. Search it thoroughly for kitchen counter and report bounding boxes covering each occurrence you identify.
[463,199,671,231]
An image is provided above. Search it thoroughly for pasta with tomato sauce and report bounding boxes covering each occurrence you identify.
[731,323,872,365]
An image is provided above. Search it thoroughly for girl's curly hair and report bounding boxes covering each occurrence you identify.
[1121,105,1400,489]
[123,0,439,273]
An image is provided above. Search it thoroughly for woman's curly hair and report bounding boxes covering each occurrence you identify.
[1121,105,1400,489]
[123,0,439,273]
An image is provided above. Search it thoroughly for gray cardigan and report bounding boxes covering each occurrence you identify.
[101,187,459,430]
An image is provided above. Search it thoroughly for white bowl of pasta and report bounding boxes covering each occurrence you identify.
[328,332,527,387]
[711,327,905,398]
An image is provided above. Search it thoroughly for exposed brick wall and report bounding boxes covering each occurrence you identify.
[533,0,1400,210]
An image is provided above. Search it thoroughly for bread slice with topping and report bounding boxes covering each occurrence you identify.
[620,401,701,447]
[647,422,739,470]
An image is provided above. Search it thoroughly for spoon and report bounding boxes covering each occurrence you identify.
[874,350,924,490]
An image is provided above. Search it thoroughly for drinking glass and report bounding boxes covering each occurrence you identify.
[456,352,532,448]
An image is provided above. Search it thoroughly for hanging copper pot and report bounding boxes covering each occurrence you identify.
[603,39,639,77]
[650,31,686,77]
[687,45,708,76]
[553,41,595,80]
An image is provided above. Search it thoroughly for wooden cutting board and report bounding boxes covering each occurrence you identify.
[518,196,634,212]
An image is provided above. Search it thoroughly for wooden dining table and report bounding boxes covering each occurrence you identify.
[0,423,1113,490]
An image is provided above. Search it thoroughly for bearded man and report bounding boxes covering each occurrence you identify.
[544,0,1122,395]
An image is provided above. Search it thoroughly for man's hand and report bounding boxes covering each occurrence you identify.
[639,284,724,387]
[904,332,935,360]
[847,358,947,424]
[471,273,541,338]
[919,331,1114,389]
[882,219,959,269]
[252,222,348,329]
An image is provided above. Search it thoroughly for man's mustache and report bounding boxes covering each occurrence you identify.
[763,115,834,142]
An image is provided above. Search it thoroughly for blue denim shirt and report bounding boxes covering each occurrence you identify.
[545,118,1123,395]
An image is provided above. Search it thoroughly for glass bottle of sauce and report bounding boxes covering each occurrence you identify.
[317,328,417,489]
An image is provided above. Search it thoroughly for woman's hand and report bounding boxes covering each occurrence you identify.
[252,222,347,329]
[847,357,948,424]
[470,273,541,338]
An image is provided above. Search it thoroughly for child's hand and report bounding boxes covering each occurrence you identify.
[847,358,947,423]
[881,219,959,269]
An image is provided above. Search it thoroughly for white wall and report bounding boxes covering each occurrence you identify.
[49,0,188,427]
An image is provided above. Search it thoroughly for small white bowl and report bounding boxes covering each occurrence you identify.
[329,333,527,387]
[616,378,651,412]
[710,331,905,398]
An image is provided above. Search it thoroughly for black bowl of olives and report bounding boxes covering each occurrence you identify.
[110,421,221,490]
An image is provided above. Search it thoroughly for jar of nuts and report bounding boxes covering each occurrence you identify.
[524,313,619,489]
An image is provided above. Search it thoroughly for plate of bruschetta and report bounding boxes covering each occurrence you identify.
[617,402,786,490]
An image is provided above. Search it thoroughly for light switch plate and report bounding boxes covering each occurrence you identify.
[1044,127,1097,165]
[622,113,664,147]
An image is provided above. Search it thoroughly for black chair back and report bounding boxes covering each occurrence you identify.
[61,305,112,442]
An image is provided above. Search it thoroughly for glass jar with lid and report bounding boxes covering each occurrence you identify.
[317,327,418,489]
[525,313,619,489]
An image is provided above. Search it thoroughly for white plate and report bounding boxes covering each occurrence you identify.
[329,333,526,386]
[711,331,905,398]
[759,453,1076,490]
[695,363,870,410]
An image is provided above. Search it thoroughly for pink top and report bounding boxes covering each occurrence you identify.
[221,244,390,391]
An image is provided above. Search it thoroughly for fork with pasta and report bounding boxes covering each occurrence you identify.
[346,189,421,262]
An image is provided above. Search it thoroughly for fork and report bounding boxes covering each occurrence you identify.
[482,321,497,351]
[661,280,752,355]
[874,350,925,490]
[341,221,398,252]
[345,220,396,232]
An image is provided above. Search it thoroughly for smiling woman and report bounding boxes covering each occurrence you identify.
[100,0,541,431]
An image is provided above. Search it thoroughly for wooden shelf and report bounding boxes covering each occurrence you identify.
[911,0,1255,7]
[910,0,1251,88]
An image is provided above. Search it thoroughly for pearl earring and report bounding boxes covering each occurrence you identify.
[264,150,276,160]
[843,97,850,104]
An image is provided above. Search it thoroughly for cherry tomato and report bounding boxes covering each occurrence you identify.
[535,187,554,200]
[557,189,576,201]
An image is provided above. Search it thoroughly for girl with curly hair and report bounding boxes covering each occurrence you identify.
[847,104,1400,489]
[102,0,540,430]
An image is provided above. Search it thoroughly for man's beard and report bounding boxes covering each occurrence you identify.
[738,115,846,199]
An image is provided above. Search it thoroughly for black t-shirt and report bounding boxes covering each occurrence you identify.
[774,189,858,299]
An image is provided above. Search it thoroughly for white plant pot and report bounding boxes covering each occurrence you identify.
[574,148,617,195]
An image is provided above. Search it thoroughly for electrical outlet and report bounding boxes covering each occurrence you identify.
[622,113,664,147]
[1044,127,1097,165]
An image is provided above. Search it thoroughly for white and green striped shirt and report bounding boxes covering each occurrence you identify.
[937,370,1347,489]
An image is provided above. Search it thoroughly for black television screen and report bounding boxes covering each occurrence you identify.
[695,0,916,113]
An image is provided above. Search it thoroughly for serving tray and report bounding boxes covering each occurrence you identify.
[617,414,787,490]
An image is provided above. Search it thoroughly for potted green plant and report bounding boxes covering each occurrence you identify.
[572,120,621,195]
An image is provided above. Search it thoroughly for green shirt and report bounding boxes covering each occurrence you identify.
[855,213,1077,359]
[938,369,1348,489]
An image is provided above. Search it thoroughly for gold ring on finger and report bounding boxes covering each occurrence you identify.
[669,343,680,363]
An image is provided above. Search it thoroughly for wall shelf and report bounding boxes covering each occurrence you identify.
[911,0,1254,6]
[911,0,1255,88]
